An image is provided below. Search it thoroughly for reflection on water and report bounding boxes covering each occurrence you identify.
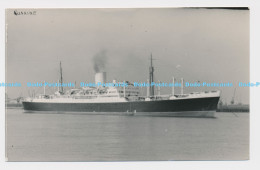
[6,108,249,161]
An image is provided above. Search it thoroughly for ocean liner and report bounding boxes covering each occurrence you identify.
[22,56,220,117]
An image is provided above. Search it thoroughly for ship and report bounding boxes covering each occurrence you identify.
[22,55,220,117]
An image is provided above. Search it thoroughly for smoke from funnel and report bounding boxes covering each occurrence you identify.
[92,50,107,73]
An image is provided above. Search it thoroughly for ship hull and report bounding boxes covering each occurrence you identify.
[22,97,220,117]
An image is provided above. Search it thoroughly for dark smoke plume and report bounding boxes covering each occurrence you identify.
[92,50,107,73]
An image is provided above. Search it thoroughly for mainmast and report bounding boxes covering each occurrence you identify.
[60,61,63,94]
[149,54,154,96]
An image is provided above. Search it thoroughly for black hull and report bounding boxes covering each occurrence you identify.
[22,97,220,117]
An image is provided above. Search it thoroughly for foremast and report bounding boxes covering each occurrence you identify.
[59,61,64,94]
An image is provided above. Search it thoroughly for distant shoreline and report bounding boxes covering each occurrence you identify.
[217,104,249,112]
[6,103,22,108]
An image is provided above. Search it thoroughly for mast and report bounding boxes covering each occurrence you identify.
[123,81,126,97]
[181,78,184,95]
[231,88,236,105]
[172,77,175,95]
[158,80,161,96]
[43,81,45,95]
[147,79,150,97]
[60,61,63,94]
[149,54,154,96]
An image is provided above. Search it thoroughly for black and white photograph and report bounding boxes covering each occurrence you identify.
[5,7,249,162]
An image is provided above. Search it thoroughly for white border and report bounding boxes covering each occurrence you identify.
[1,1,259,170]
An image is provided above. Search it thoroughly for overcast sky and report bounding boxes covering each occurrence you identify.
[6,8,249,104]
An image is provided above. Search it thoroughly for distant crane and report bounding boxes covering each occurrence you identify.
[5,93,23,103]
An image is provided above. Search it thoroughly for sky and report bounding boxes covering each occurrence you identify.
[6,8,249,104]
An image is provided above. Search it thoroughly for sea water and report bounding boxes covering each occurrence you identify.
[6,108,249,161]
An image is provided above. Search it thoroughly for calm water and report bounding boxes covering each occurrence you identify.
[6,108,249,161]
